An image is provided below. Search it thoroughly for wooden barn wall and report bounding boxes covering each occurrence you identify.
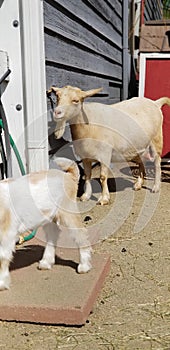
[43,0,123,105]
[144,0,162,22]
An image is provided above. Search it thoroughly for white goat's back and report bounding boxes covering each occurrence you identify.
[71,101,163,163]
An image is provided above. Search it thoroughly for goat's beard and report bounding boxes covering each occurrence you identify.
[54,120,66,139]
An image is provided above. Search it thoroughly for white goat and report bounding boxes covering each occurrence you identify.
[0,157,91,291]
[49,85,170,205]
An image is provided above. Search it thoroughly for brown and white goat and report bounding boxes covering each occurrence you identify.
[0,157,91,290]
[49,85,170,205]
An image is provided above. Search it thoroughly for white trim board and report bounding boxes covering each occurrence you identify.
[139,53,170,97]
[19,0,48,172]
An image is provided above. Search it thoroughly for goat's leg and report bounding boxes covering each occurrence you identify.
[152,154,161,193]
[0,259,11,290]
[38,223,58,270]
[80,159,92,201]
[97,163,110,205]
[150,134,162,192]
[60,212,92,273]
[0,237,15,290]
[134,160,145,191]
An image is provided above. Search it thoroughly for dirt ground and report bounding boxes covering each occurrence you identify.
[0,162,170,350]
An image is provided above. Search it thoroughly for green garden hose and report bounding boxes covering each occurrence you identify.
[0,119,36,243]
[0,119,25,176]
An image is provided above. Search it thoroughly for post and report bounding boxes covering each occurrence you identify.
[122,0,129,100]
[19,0,48,172]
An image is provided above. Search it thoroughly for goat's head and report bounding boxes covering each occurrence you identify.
[48,85,102,138]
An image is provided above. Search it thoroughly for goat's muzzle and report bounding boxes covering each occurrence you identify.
[53,107,64,121]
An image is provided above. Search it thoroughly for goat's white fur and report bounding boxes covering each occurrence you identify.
[0,157,92,290]
[50,85,170,204]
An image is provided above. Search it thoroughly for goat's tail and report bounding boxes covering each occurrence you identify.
[52,157,80,182]
[155,97,170,108]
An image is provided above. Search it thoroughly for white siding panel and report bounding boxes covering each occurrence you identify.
[0,0,25,177]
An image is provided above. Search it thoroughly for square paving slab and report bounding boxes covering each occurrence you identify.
[0,237,110,325]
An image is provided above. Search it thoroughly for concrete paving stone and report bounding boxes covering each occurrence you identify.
[0,237,110,325]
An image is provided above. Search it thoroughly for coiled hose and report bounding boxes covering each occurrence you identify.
[0,119,36,243]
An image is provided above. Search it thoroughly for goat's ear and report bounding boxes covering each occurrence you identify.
[47,86,60,94]
[81,87,103,99]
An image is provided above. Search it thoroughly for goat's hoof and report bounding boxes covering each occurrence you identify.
[0,277,10,291]
[97,200,109,205]
[133,183,142,191]
[38,259,54,270]
[77,263,92,274]
[152,185,160,193]
[134,186,141,191]
[97,196,109,205]
[80,193,90,201]
[134,177,144,191]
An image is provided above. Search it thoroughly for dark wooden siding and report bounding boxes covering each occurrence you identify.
[144,0,162,22]
[43,0,123,105]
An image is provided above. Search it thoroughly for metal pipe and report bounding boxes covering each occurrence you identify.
[141,0,145,25]
[122,0,129,100]
[0,69,12,177]
[0,68,11,85]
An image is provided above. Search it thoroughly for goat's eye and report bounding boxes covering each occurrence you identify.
[72,99,79,104]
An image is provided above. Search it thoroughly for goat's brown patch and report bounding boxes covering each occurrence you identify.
[29,171,48,185]
[0,208,11,235]
[0,178,14,184]
[64,177,78,201]
[41,209,52,219]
